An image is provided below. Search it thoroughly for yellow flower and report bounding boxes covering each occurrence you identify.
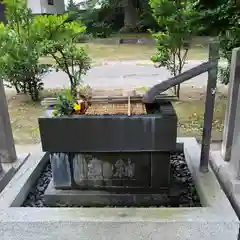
[74,103,81,112]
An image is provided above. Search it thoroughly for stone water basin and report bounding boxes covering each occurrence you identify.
[38,101,177,193]
[38,102,177,152]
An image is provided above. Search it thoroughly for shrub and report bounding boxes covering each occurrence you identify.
[0,0,51,101]
[0,1,91,100]
[79,8,116,38]
[34,14,91,97]
[217,1,240,84]
[198,0,240,84]
[150,0,200,98]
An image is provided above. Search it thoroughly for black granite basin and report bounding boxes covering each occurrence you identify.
[38,101,178,192]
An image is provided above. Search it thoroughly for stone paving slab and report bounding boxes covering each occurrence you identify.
[210,151,240,215]
[45,180,169,207]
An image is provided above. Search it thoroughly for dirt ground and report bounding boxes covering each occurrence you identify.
[6,86,227,145]
[174,87,227,141]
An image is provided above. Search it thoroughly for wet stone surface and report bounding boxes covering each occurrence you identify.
[22,153,201,208]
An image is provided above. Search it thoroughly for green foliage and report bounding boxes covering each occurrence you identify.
[199,0,240,84]
[0,1,91,101]
[0,0,50,101]
[88,21,113,38]
[217,1,240,84]
[34,14,91,97]
[53,88,90,116]
[67,0,80,13]
[137,0,159,32]
[79,0,159,36]
[218,26,240,84]
[66,0,114,39]
[150,0,200,97]
[218,21,240,84]
[196,0,233,36]
[53,89,75,116]
[218,63,230,85]
[77,7,116,38]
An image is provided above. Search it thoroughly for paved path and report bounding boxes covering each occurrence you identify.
[42,60,227,90]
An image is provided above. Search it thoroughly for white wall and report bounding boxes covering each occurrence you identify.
[28,0,42,14]
[28,0,65,14]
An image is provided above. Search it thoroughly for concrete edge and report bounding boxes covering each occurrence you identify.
[180,138,236,217]
[0,137,237,224]
[0,168,15,193]
[179,137,238,219]
[0,150,48,208]
[0,153,30,193]
[210,150,240,218]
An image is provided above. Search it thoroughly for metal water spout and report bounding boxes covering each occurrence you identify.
[142,62,216,104]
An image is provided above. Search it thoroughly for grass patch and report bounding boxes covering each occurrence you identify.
[40,88,69,98]
[78,43,156,61]
[8,98,43,145]
[39,42,209,64]
[78,43,208,61]
[112,33,152,39]
[174,97,227,140]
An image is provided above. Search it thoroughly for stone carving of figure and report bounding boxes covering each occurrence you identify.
[102,161,113,186]
[87,158,103,187]
[50,153,71,189]
[114,159,125,178]
[73,154,88,187]
[102,162,113,180]
[125,158,135,178]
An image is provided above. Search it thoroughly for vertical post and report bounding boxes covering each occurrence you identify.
[229,110,240,179]
[200,42,219,172]
[221,48,240,161]
[228,51,240,179]
[0,79,17,163]
[0,162,2,173]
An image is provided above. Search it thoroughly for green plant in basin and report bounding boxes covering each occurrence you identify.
[53,89,91,117]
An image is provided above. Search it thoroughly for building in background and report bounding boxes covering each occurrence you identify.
[66,0,101,10]
[28,0,65,14]
[0,0,66,24]
[0,2,5,23]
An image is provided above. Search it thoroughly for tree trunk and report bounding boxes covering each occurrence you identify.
[121,0,139,33]
[13,82,20,94]
[176,84,180,98]
[237,0,240,8]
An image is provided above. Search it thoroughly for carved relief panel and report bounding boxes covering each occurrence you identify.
[72,153,150,188]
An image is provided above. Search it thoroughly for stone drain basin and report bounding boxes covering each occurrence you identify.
[0,138,237,240]
[22,150,201,207]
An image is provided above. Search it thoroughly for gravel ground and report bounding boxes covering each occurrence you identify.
[22,153,201,208]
